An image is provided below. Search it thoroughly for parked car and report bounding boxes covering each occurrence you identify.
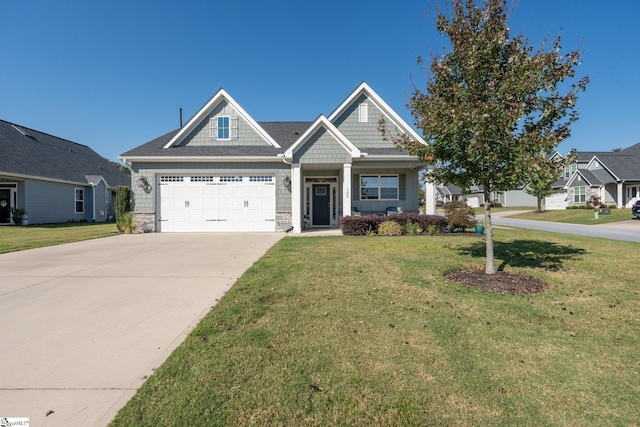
[632,201,640,218]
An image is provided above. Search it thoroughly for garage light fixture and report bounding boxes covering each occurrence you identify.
[283,176,291,192]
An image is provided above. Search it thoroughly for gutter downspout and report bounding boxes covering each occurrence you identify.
[90,182,97,222]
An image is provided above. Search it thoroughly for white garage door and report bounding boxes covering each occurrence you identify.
[158,175,276,232]
[545,192,568,210]
[465,196,480,208]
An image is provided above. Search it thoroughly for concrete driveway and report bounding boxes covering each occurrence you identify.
[0,232,283,426]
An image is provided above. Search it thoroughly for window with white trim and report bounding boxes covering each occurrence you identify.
[220,176,242,182]
[217,116,230,140]
[563,163,577,179]
[360,175,398,200]
[75,188,84,213]
[359,103,368,122]
[574,186,586,203]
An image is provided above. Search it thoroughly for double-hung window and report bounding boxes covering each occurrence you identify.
[75,188,84,213]
[217,116,230,140]
[563,163,577,179]
[360,175,398,200]
[574,186,586,204]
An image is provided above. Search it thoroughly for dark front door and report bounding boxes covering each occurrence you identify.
[0,189,10,223]
[312,184,330,226]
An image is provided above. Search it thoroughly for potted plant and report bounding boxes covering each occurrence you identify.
[475,221,485,234]
[9,207,25,225]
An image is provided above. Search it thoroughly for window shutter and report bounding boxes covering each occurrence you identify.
[352,175,359,201]
[231,115,238,139]
[209,117,217,138]
[399,174,406,200]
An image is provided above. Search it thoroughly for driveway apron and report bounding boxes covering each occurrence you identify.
[0,232,283,426]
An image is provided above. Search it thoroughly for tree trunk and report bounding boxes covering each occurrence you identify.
[484,188,496,274]
[537,196,542,212]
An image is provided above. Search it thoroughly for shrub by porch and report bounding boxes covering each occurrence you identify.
[340,213,447,236]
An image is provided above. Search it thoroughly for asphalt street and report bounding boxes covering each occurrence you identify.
[490,212,640,243]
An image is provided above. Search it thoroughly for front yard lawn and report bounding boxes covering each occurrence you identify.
[506,208,633,224]
[110,229,640,426]
[0,222,119,253]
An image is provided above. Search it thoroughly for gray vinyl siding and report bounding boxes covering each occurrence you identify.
[603,183,617,204]
[179,100,271,147]
[130,161,291,213]
[501,190,537,207]
[92,180,108,222]
[332,94,400,149]
[351,168,420,213]
[24,179,87,224]
[293,128,352,164]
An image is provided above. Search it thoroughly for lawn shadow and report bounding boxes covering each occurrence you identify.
[457,239,587,271]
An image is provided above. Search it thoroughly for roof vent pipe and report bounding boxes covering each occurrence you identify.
[179,108,183,128]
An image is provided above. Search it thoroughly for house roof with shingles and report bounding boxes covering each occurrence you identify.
[0,119,130,187]
[121,121,413,159]
[590,154,640,181]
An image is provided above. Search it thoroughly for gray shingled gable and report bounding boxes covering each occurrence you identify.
[592,154,640,180]
[0,119,130,187]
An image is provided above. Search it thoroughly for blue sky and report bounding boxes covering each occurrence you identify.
[1,0,638,162]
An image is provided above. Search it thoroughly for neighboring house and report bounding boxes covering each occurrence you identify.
[565,148,640,208]
[545,150,611,210]
[436,184,464,204]
[0,120,130,225]
[436,183,536,208]
[119,82,434,233]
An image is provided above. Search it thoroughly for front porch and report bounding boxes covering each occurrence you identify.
[289,163,435,233]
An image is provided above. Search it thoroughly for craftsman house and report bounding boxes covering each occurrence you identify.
[120,82,435,233]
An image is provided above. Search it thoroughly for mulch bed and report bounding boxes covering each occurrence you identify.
[445,269,548,295]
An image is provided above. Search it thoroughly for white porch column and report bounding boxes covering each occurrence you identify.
[343,163,352,217]
[425,174,436,215]
[617,182,623,208]
[292,164,302,233]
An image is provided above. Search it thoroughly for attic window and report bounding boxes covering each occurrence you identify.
[210,115,238,140]
[358,103,368,123]
[217,116,230,140]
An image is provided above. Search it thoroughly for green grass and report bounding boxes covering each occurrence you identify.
[507,208,633,224]
[0,222,119,253]
[110,230,640,426]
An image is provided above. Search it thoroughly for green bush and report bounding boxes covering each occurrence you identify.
[403,221,422,235]
[115,186,132,232]
[121,212,137,234]
[378,221,402,236]
[427,225,439,235]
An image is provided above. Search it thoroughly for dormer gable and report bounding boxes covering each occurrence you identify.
[284,115,360,163]
[327,82,427,148]
[163,89,280,149]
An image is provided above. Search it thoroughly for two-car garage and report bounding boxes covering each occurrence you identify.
[157,175,276,232]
